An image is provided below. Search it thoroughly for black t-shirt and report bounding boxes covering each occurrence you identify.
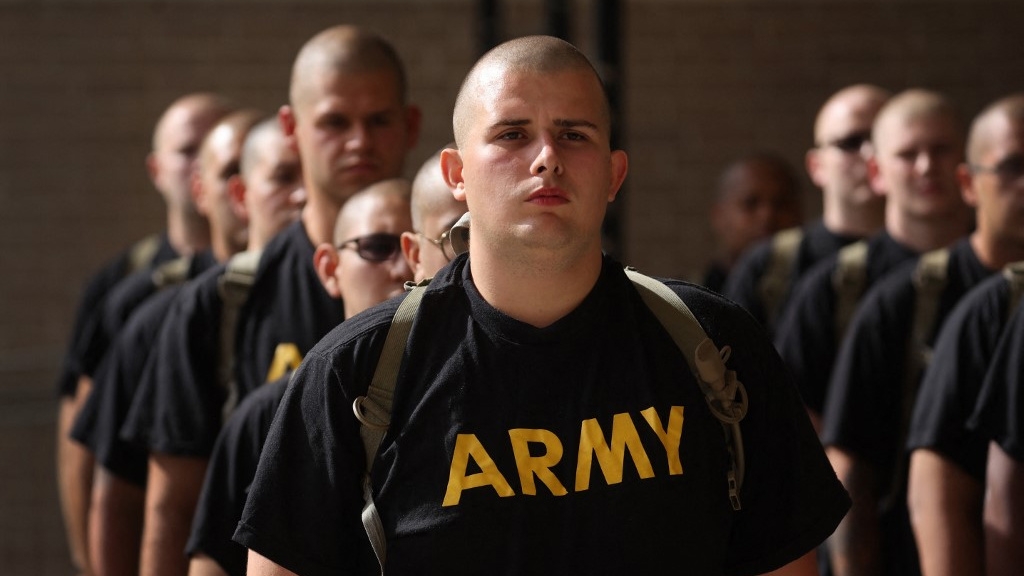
[773,231,919,414]
[723,220,860,335]
[80,250,217,378]
[188,376,289,576]
[70,285,184,486]
[122,221,343,458]
[906,272,1015,480]
[234,255,849,576]
[56,233,177,397]
[822,238,992,576]
[968,300,1024,462]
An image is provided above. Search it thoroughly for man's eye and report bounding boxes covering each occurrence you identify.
[498,131,524,140]
[562,131,587,141]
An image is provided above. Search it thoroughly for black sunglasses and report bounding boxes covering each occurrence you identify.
[824,131,872,154]
[337,233,403,262]
[972,153,1024,182]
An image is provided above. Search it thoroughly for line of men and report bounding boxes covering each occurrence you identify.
[53,23,1024,576]
[723,84,1024,576]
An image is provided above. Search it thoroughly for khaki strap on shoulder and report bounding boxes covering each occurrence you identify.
[151,255,192,289]
[216,249,263,424]
[127,233,161,274]
[625,268,747,510]
[757,227,804,326]
[832,240,869,342]
[353,280,429,576]
[1003,261,1024,320]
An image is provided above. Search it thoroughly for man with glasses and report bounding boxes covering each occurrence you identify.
[119,25,420,576]
[899,93,1024,576]
[186,179,414,576]
[401,144,468,281]
[724,85,889,335]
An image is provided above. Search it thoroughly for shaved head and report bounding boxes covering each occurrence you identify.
[873,89,962,155]
[814,84,891,145]
[289,25,407,114]
[200,108,263,169]
[966,94,1024,165]
[452,35,610,148]
[411,144,459,231]
[152,92,234,152]
[334,178,412,243]
[240,117,285,179]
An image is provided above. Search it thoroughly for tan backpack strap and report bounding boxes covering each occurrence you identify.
[1003,261,1024,320]
[216,249,263,424]
[127,233,161,273]
[757,227,804,326]
[832,240,869,342]
[353,279,430,575]
[625,268,747,511]
[150,255,192,289]
[881,247,950,511]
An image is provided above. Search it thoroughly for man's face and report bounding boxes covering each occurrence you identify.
[968,116,1024,245]
[873,115,965,220]
[810,96,881,207]
[197,123,246,246]
[293,69,417,207]
[416,208,466,281]
[246,135,304,241]
[152,105,217,208]
[336,195,414,318]
[712,163,802,263]
[449,67,627,263]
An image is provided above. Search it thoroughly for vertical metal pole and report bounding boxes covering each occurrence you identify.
[478,0,500,56]
[545,0,570,40]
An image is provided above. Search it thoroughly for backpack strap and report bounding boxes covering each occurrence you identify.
[757,227,804,326]
[126,233,162,274]
[216,249,263,424]
[1003,261,1024,320]
[881,247,950,511]
[352,279,430,576]
[832,240,869,342]
[150,255,192,289]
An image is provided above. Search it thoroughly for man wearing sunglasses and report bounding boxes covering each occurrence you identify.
[401,144,467,282]
[240,35,848,576]
[119,26,420,576]
[724,85,889,336]
[187,179,414,576]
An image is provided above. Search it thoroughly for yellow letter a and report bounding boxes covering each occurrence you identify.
[442,433,515,507]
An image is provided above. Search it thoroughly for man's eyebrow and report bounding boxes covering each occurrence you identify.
[554,118,599,130]
[488,118,530,131]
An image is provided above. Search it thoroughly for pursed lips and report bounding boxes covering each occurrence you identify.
[527,187,569,205]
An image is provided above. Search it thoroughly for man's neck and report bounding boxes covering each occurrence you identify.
[300,194,342,248]
[469,245,604,329]
[887,209,971,254]
[823,198,885,238]
[970,229,1024,270]
[166,205,210,257]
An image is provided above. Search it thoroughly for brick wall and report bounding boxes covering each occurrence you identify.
[1,1,1021,572]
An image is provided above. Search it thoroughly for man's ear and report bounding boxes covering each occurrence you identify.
[607,150,629,202]
[191,169,208,215]
[867,155,886,197]
[805,148,825,189]
[278,105,299,154]
[440,148,466,201]
[400,231,424,283]
[227,174,249,221]
[313,243,342,299]
[146,152,160,186]
[957,163,979,208]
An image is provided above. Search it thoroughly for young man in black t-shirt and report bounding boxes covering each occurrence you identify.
[121,26,420,576]
[55,92,232,575]
[238,36,848,576]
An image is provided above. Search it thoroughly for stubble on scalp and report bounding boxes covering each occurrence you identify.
[966,94,1024,165]
[288,25,406,117]
[152,92,235,152]
[451,35,610,149]
[871,89,962,156]
[814,84,891,145]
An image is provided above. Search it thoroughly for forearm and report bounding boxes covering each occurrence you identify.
[907,449,983,576]
[89,467,145,576]
[246,550,299,576]
[760,550,818,576]
[984,442,1024,576]
[188,554,229,576]
[56,377,95,576]
[826,447,881,576]
[140,453,208,576]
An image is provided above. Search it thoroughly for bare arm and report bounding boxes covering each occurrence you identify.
[188,554,229,576]
[825,446,881,576]
[984,441,1024,576]
[906,448,983,576]
[246,550,299,576]
[140,453,208,576]
[89,467,145,576]
[56,376,95,576]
